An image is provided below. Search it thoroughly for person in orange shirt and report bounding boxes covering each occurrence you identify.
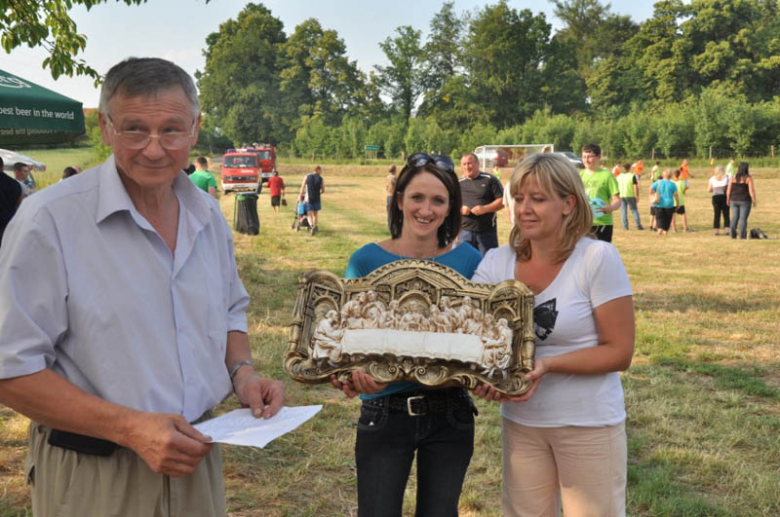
[679,159,693,187]
[633,159,644,178]
[612,162,621,177]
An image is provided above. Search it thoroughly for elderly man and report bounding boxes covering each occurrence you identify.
[0,58,284,516]
[458,153,503,255]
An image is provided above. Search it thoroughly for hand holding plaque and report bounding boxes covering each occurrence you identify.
[285,260,535,396]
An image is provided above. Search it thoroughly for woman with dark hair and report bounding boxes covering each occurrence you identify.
[726,162,757,239]
[472,153,634,516]
[332,153,482,517]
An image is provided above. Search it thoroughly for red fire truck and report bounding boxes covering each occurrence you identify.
[221,144,277,193]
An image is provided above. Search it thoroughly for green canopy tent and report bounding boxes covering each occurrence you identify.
[0,69,85,145]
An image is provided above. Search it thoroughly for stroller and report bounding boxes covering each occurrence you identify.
[292,197,311,231]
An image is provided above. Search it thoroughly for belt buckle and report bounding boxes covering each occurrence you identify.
[406,395,426,416]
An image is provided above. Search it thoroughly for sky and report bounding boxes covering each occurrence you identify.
[3,0,656,108]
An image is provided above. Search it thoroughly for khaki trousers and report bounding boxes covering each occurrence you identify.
[502,418,627,517]
[26,422,226,517]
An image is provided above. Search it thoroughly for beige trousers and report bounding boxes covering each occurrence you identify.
[502,418,627,517]
[26,422,225,517]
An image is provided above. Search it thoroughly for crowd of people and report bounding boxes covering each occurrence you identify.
[0,55,767,517]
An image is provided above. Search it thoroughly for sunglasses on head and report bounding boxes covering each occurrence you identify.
[406,153,455,174]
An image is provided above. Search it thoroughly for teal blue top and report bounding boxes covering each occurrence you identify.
[652,179,678,208]
[344,241,482,400]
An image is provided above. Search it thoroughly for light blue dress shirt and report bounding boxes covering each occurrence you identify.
[0,155,249,422]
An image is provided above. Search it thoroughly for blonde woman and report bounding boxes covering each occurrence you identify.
[472,153,635,517]
[707,165,730,235]
[650,169,679,235]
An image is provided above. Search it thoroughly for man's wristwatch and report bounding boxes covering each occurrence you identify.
[229,359,254,380]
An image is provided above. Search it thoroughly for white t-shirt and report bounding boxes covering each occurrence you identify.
[709,176,729,196]
[16,179,29,197]
[472,237,633,427]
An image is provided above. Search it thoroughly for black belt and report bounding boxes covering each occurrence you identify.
[47,429,118,456]
[45,409,213,456]
[363,388,472,417]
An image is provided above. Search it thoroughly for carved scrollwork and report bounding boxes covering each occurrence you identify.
[284,260,535,396]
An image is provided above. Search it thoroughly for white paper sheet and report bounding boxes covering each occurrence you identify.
[193,405,322,448]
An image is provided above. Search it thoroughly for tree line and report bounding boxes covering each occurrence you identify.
[194,0,780,160]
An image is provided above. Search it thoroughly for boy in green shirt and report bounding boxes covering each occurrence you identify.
[580,143,621,242]
[616,162,644,230]
[190,156,217,198]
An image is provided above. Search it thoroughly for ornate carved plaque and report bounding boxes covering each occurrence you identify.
[284,260,535,395]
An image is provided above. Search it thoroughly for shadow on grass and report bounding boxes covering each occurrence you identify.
[634,292,776,313]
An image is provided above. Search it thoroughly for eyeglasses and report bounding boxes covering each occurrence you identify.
[406,153,455,174]
[107,116,195,150]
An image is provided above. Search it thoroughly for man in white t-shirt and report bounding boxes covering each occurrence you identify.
[13,162,32,197]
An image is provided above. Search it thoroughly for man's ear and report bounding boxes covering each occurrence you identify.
[192,113,202,142]
[98,112,112,146]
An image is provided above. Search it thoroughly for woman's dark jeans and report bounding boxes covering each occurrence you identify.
[730,200,752,239]
[355,390,475,517]
[712,194,730,229]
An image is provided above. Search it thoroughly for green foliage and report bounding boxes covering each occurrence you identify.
[337,116,367,159]
[82,110,111,162]
[592,112,627,157]
[520,109,577,151]
[622,0,780,106]
[403,117,427,157]
[0,1,173,81]
[623,107,657,158]
[463,2,571,126]
[655,102,696,158]
[456,123,498,158]
[10,0,780,161]
[570,118,597,155]
[694,87,738,157]
[362,118,408,159]
[419,2,462,113]
[197,4,290,146]
[375,26,426,120]
[197,114,233,152]
[280,18,363,127]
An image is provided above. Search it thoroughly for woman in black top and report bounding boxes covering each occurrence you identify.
[726,162,757,239]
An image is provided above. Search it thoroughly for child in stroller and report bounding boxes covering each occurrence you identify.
[292,195,310,231]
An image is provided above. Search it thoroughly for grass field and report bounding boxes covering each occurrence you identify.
[1,162,779,516]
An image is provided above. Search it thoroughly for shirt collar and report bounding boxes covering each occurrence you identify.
[96,155,213,227]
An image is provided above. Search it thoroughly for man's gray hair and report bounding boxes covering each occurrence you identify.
[99,57,200,117]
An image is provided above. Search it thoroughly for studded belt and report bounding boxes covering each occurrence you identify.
[362,388,471,416]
